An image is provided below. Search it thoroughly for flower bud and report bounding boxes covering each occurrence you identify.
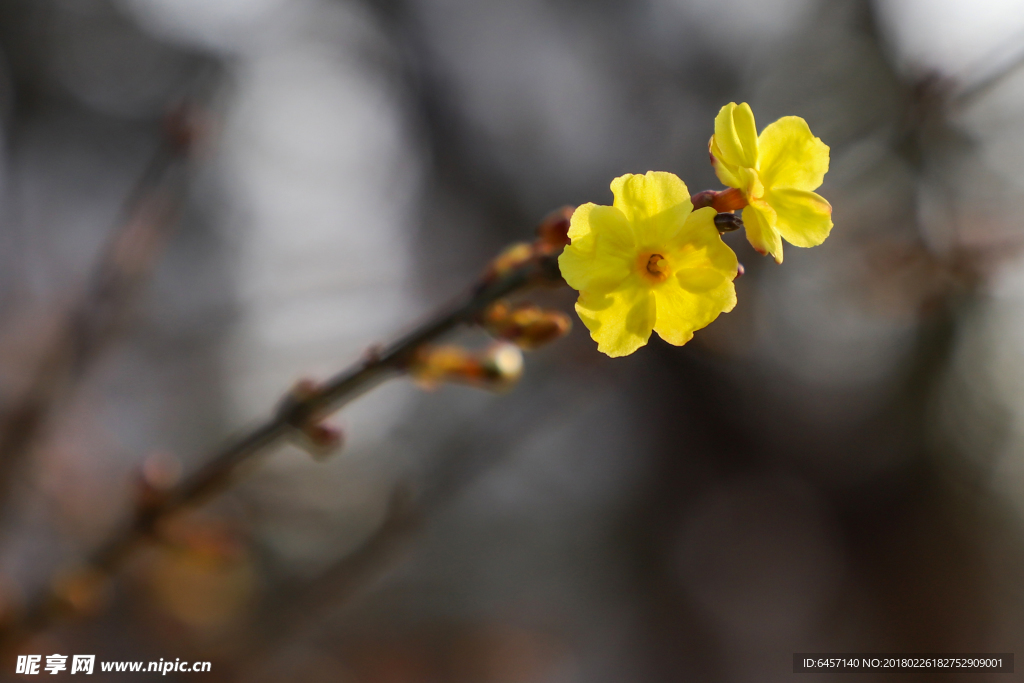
[690,188,748,212]
[409,342,524,392]
[294,421,344,461]
[277,379,344,459]
[483,300,572,349]
[535,205,574,254]
[487,242,535,279]
[714,212,744,233]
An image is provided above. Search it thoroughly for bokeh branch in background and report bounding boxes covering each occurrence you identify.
[235,359,596,670]
[0,102,206,511]
[0,208,575,650]
[951,26,1024,107]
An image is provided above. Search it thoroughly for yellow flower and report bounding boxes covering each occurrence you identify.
[558,171,739,357]
[710,102,832,263]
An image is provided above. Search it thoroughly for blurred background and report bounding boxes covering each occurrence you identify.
[0,0,1022,680]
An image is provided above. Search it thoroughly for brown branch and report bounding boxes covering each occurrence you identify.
[0,103,205,511]
[0,224,567,649]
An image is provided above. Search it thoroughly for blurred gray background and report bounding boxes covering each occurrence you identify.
[0,0,1023,680]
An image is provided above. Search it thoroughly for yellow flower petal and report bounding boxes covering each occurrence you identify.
[653,277,736,346]
[757,116,829,192]
[669,207,739,275]
[655,205,738,343]
[566,201,634,250]
[575,280,655,357]
[742,203,783,263]
[765,188,833,248]
[559,203,634,294]
[674,268,726,292]
[610,171,693,246]
[710,136,743,189]
[713,102,758,169]
[558,245,631,295]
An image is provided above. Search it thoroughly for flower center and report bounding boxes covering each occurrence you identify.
[638,252,670,283]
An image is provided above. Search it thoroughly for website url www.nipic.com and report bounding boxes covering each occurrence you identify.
[16,655,211,675]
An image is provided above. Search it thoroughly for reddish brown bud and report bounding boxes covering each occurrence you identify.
[711,187,748,212]
[690,188,748,213]
[275,377,322,426]
[278,379,344,459]
[690,190,717,210]
[296,420,345,460]
[536,205,574,253]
